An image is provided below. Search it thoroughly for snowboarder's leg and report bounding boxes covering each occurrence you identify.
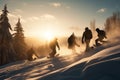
[95,38,99,45]
[49,49,56,58]
[95,37,102,46]
[71,45,76,53]
[52,49,56,57]
[85,40,90,51]
[49,52,53,58]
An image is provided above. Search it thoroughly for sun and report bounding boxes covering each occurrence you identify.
[43,30,54,41]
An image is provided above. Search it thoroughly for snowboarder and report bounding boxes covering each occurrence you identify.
[27,48,38,61]
[95,28,107,46]
[48,37,60,58]
[68,32,80,52]
[82,27,93,51]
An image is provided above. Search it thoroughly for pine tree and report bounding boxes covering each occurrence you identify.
[105,12,120,33]
[0,4,17,66]
[13,18,27,60]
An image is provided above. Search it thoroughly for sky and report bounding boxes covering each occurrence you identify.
[0,0,120,40]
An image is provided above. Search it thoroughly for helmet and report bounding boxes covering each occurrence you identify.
[85,27,89,30]
[96,28,100,31]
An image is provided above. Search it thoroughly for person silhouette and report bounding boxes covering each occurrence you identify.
[68,32,80,52]
[27,48,38,61]
[49,37,60,58]
[82,27,93,51]
[95,28,107,46]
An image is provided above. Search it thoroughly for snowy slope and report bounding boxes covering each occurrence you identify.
[0,36,120,80]
[39,44,120,80]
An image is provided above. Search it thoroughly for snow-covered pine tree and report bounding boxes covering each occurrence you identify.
[0,4,17,66]
[13,18,27,60]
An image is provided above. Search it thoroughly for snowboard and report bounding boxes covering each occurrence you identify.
[47,54,59,59]
[93,41,109,48]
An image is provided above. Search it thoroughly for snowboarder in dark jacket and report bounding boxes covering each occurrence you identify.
[68,32,80,52]
[82,27,93,51]
[49,37,60,58]
[95,28,107,46]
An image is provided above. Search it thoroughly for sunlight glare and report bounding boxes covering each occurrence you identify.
[44,30,54,41]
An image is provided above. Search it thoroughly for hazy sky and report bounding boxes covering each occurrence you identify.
[0,0,120,40]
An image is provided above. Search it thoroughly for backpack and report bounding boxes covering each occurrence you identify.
[99,30,106,37]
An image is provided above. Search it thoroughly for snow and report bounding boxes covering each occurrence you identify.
[0,36,120,80]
